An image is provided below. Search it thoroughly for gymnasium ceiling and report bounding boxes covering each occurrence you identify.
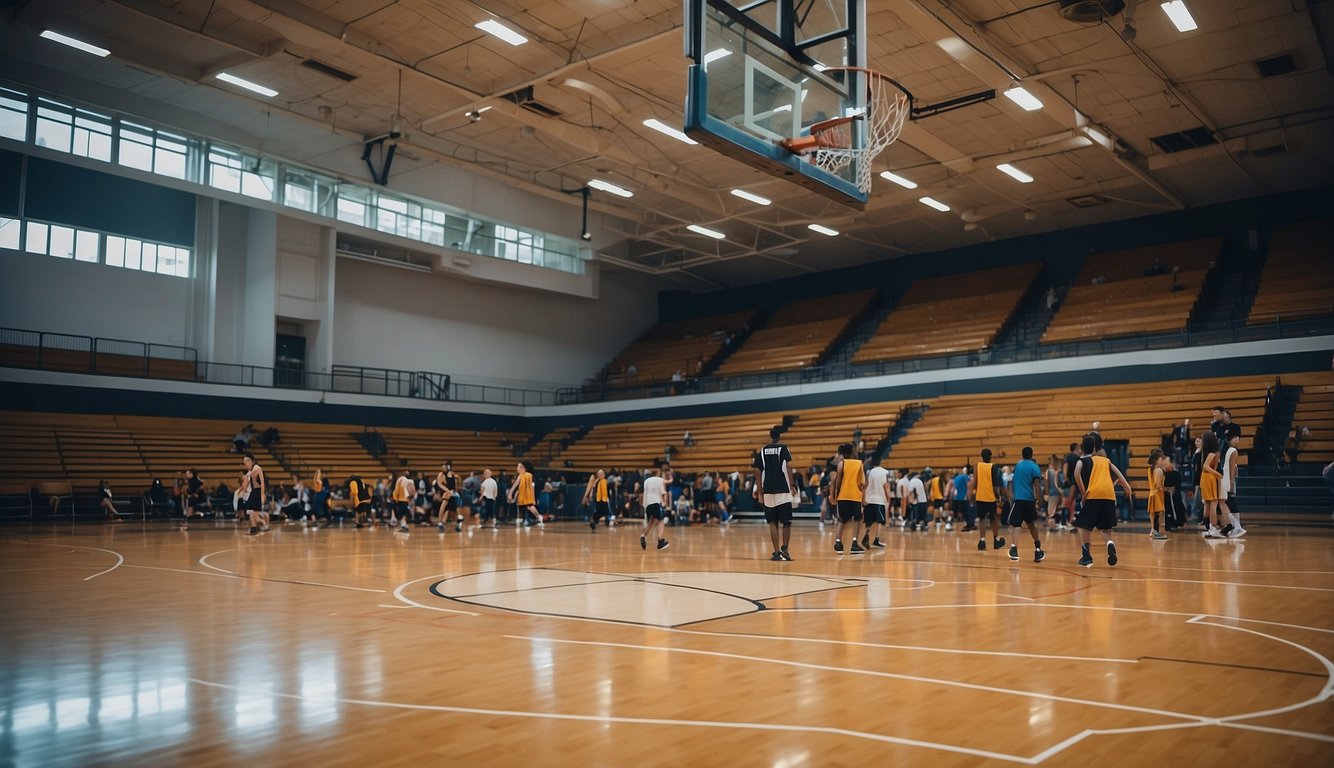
[2,0,1332,288]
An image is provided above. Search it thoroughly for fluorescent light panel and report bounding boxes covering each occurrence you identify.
[1003,86,1043,111]
[808,224,839,236]
[216,72,278,98]
[1160,1,1198,32]
[730,189,772,206]
[588,179,633,198]
[996,163,1034,183]
[919,196,950,212]
[643,118,698,145]
[40,30,109,57]
[475,19,528,46]
[879,170,918,189]
[686,224,725,240]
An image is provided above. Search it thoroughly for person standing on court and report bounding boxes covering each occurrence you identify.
[640,464,671,551]
[1006,447,1046,562]
[241,453,267,536]
[1073,432,1134,567]
[478,469,499,528]
[860,455,891,550]
[830,443,866,554]
[968,449,1006,552]
[753,427,798,561]
[508,461,543,528]
[584,469,613,530]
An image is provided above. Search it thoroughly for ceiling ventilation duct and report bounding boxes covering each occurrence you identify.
[1057,0,1126,23]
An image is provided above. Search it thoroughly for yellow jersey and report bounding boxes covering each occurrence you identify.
[929,476,943,501]
[594,477,608,502]
[976,461,996,503]
[837,458,865,502]
[1148,466,1164,513]
[517,472,535,506]
[1085,456,1115,501]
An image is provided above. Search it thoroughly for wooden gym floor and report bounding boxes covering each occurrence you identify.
[1,519,1332,767]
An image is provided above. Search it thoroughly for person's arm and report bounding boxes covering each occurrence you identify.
[1110,464,1134,499]
[1202,454,1223,477]
[1031,475,1042,504]
[857,466,866,494]
[1074,459,1088,495]
[507,475,519,502]
[1227,450,1239,492]
[967,476,976,502]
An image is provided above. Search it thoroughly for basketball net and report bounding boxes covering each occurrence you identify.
[786,68,911,196]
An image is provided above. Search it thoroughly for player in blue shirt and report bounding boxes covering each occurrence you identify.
[1006,447,1046,563]
[952,466,974,531]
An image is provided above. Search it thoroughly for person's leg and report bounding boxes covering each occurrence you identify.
[769,519,782,556]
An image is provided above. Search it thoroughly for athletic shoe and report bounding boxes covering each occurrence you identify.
[179,524,188,531]
[1008,545,1019,561]
[589,520,597,530]
[260,524,270,532]
[1107,541,1118,567]
[977,539,986,551]
[1218,523,1235,538]
[656,539,669,551]
[779,549,793,561]
[993,537,1006,549]
[247,527,260,536]
[945,522,953,531]
[640,535,647,550]
[861,535,869,549]
[834,539,844,553]
[437,523,445,532]
[1203,526,1222,539]
[849,542,865,554]
[1078,548,1093,568]
[961,525,977,532]
[771,552,784,561]
[355,522,365,529]
[537,521,545,528]
[400,525,410,533]
[1034,548,1046,563]
[1150,530,1168,540]
[1228,526,1246,538]
[455,523,462,532]
[872,538,885,548]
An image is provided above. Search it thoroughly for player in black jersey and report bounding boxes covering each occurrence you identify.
[753,427,797,561]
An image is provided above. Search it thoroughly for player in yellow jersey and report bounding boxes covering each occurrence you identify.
[830,443,866,554]
[507,460,543,528]
[1073,432,1134,567]
[1147,449,1169,540]
[583,469,613,530]
[968,449,1007,551]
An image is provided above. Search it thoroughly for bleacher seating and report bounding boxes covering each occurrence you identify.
[1284,372,1334,461]
[883,375,1272,494]
[552,412,784,474]
[854,263,1040,363]
[598,310,758,387]
[1042,238,1220,344]
[1248,219,1334,325]
[714,290,876,376]
[780,403,907,472]
[373,427,525,475]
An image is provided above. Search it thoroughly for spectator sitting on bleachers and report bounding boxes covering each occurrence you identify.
[98,480,122,524]
[145,478,174,517]
[1143,258,1170,277]
[683,430,695,447]
[233,424,256,453]
[258,426,280,448]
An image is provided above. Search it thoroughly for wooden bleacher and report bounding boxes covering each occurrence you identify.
[373,427,526,475]
[598,310,758,387]
[779,403,909,472]
[552,412,784,475]
[0,344,196,381]
[714,290,876,377]
[1284,372,1334,461]
[1248,219,1334,325]
[1042,237,1221,344]
[883,375,1273,495]
[854,263,1040,363]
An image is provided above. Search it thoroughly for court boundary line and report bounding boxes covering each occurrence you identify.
[12,539,123,581]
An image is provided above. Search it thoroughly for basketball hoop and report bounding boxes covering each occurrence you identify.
[778,67,912,196]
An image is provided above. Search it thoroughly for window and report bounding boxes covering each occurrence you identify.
[336,186,370,227]
[0,217,20,250]
[104,234,190,277]
[284,169,336,214]
[0,87,26,141]
[34,99,72,154]
[24,221,48,255]
[208,146,274,200]
[119,121,191,179]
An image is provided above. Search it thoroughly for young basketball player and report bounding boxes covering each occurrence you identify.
[349,474,372,529]
[1044,455,1062,533]
[508,461,543,528]
[860,455,891,550]
[1147,449,1168,540]
[968,449,1006,551]
[1220,426,1246,538]
[640,464,671,551]
[478,469,499,528]
[1199,432,1234,538]
[1007,447,1046,562]
[1073,432,1134,567]
[241,453,267,536]
[584,469,613,530]
[393,470,415,533]
[754,427,797,561]
[181,468,206,531]
[831,443,866,554]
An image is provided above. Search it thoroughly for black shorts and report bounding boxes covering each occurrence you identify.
[975,500,997,518]
[646,503,665,520]
[1007,499,1038,526]
[395,500,410,516]
[594,500,610,518]
[1075,498,1117,530]
[480,498,497,519]
[889,497,901,510]
[862,503,886,525]
[355,501,371,515]
[764,503,793,526]
[932,498,945,510]
[952,499,968,516]
[447,495,460,510]
[836,499,861,523]
[245,491,264,511]
[1224,494,1240,514]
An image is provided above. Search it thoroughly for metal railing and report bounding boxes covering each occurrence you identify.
[558,314,1334,404]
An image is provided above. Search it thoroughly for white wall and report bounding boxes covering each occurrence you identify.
[0,247,192,346]
[333,257,660,388]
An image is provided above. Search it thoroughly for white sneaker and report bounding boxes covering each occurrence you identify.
[945,522,953,531]
[1203,526,1221,539]
[1228,526,1247,538]
[1150,530,1168,540]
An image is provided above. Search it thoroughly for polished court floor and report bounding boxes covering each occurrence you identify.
[2,518,1332,767]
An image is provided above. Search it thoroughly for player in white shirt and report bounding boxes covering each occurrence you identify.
[907,472,928,532]
[478,469,499,528]
[861,459,892,549]
[895,471,911,528]
[640,465,673,551]
[1220,426,1246,537]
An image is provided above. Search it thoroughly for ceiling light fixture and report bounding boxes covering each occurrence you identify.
[475,19,528,46]
[687,224,726,240]
[730,189,772,206]
[1160,1,1199,32]
[808,224,839,236]
[996,163,1035,183]
[919,196,951,212]
[587,179,633,198]
[39,30,109,57]
[643,118,698,145]
[879,170,918,189]
[1003,86,1043,111]
[215,72,279,98]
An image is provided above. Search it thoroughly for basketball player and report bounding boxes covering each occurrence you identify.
[349,474,372,529]
[928,469,949,530]
[830,443,866,554]
[640,464,671,551]
[1199,433,1234,539]
[896,468,911,528]
[860,455,891,550]
[478,469,499,528]
[907,470,928,532]
[1006,447,1046,562]
[507,461,543,528]
[1073,432,1134,567]
[436,462,463,531]
[1220,425,1246,538]
[584,469,613,530]
[968,449,1006,551]
[887,469,902,526]
[241,453,267,536]
[181,468,206,531]
[392,470,415,533]
[1044,455,1062,533]
[753,427,797,561]
[1147,449,1168,540]
[953,465,973,531]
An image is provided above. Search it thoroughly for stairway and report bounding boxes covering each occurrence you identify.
[822,291,901,366]
[698,310,767,377]
[991,281,1064,349]
[875,403,929,463]
[1191,235,1267,328]
[1252,383,1302,471]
